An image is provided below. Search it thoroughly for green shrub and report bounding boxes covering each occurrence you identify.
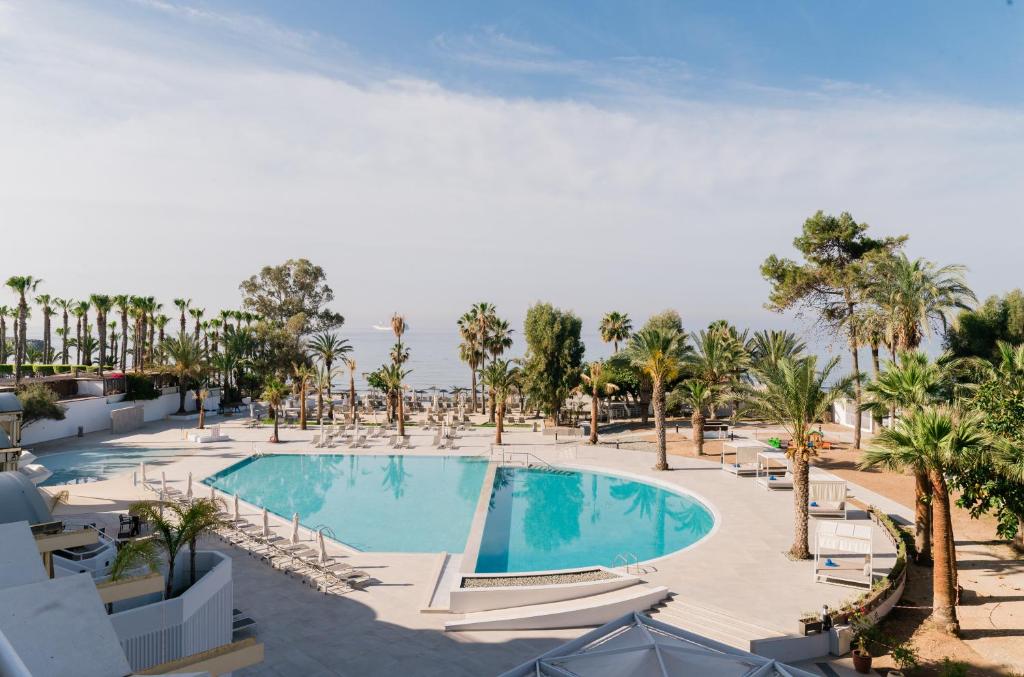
[84,365,98,374]
[52,365,70,374]
[0,364,13,376]
[33,364,55,376]
[125,373,160,401]
[17,384,66,426]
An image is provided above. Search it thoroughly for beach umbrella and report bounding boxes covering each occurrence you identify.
[261,507,270,538]
[291,513,300,544]
[139,462,147,482]
[210,484,216,502]
[185,472,193,500]
[233,494,240,521]
[317,529,329,564]
[161,471,167,495]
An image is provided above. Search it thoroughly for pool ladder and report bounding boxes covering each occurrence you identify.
[614,552,640,575]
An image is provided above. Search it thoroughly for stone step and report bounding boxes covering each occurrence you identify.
[649,597,785,651]
[445,584,669,631]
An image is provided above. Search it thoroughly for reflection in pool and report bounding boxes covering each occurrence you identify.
[474,467,715,573]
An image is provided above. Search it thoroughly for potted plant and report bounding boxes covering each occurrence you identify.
[797,611,823,636]
[849,609,877,674]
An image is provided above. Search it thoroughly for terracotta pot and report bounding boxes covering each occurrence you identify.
[852,649,872,674]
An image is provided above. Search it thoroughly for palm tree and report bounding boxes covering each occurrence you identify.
[675,379,722,455]
[458,311,484,413]
[309,332,351,419]
[6,276,42,383]
[744,356,853,559]
[485,317,514,423]
[35,294,54,362]
[577,360,618,445]
[0,305,9,364]
[990,438,1024,549]
[599,311,632,353]
[872,254,976,355]
[626,327,687,471]
[483,359,520,444]
[109,538,159,583]
[112,295,131,371]
[179,497,226,585]
[390,313,407,361]
[162,334,206,414]
[345,357,358,422]
[262,378,289,443]
[379,363,411,437]
[90,295,114,375]
[189,307,205,342]
[686,327,749,418]
[174,298,191,337]
[292,362,313,430]
[72,300,89,366]
[154,314,170,357]
[747,329,806,371]
[861,406,988,635]
[312,365,333,424]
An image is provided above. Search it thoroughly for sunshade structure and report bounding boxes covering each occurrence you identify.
[500,613,817,677]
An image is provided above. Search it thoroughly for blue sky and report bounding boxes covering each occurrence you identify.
[2,1,1023,346]
[167,1,1023,104]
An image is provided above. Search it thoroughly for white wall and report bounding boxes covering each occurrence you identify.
[21,388,221,445]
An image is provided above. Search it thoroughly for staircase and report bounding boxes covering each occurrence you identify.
[648,595,786,651]
[445,584,669,631]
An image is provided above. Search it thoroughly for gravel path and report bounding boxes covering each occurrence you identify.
[461,570,616,588]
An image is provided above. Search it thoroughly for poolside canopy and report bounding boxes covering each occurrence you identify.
[499,612,817,677]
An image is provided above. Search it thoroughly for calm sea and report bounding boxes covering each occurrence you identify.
[333,327,613,392]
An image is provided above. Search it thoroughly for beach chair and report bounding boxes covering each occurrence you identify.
[721,441,762,476]
[808,480,848,519]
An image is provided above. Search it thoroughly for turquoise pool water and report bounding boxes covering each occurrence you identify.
[474,467,715,573]
[38,445,189,486]
[203,454,489,553]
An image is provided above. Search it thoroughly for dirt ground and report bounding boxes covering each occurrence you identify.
[632,423,1024,675]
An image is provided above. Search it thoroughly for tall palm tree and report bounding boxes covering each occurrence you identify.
[262,378,289,443]
[90,295,114,375]
[6,276,42,383]
[178,497,226,585]
[189,307,205,341]
[129,296,145,370]
[747,329,806,371]
[162,334,206,414]
[130,497,226,597]
[872,254,977,355]
[309,332,351,418]
[73,300,90,366]
[485,317,514,423]
[379,363,411,437]
[674,379,722,455]
[577,360,618,444]
[292,362,313,430]
[862,407,988,635]
[599,311,633,353]
[390,313,407,361]
[744,356,853,559]
[626,327,687,470]
[154,314,170,361]
[53,298,72,365]
[174,298,191,337]
[312,365,333,424]
[0,305,9,365]
[113,295,131,371]
[345,357,358,422]
[457,311,483,413]
[483,359,520,444]
[686,327,749,417]
[35,294,54,362]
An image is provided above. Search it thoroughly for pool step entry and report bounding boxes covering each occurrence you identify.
[647,595,785,652]
[444,583,669,631]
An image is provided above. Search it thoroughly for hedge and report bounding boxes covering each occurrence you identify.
[0,364,12,375]
[33,364,55,376]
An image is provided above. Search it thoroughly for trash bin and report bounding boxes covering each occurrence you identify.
[829,624,853,655]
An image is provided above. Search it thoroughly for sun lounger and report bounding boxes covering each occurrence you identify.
[808,479,848,518]
[721,440,764,476]
[755,451,793,490]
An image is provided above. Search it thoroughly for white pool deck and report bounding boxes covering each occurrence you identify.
[36,417,893,676]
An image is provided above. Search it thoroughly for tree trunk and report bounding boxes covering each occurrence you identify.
[43,312,51,363]
[189,538,198,585]
[120,311,128,371]
[590,394,599,444]
[165,552,176,599]
[790,452,811,559]
[914,469,933,564]
[488,387,496,423]
[470,366,478,414]
[299,385,307,430]
[97,313,106,376]
[349,374,356,423]
[653,378,668,471]
[15,298,26,384]
[495,401,504,445]
[870,342,881,380]
[397,394,405,437]
[177,379,188,414]
[929,470,959,634]
[693,410,705,455]
[1014,515,1024,552]
[272,411,280,443]
[316,388,324,425]
[62,312,69,364]
[847,303,862,450]
[198,401,206,429]
[326,359,333,420]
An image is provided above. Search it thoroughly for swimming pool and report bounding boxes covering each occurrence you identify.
[204,454,489,552]
[38,445,191,486]
[474,467,715,573]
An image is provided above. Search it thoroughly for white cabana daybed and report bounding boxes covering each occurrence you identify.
[720,439,766,477]
[808,479,848,519]
[188,425,230,444]
[755,450,793,490]
[814,521,874,587]
[499,612,817,677]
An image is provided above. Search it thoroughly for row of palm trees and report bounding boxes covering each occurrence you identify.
[457,303,513,419]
